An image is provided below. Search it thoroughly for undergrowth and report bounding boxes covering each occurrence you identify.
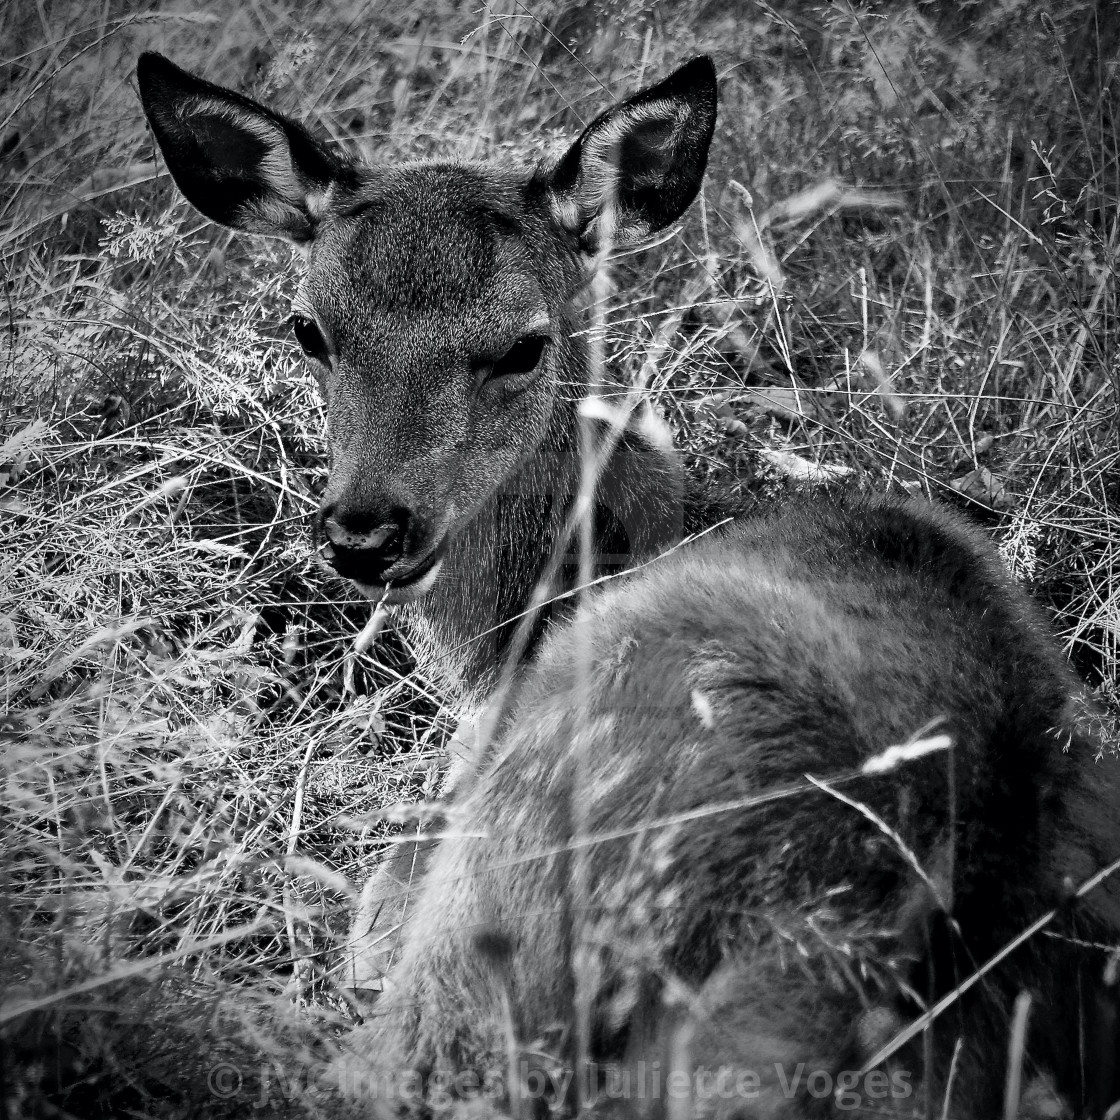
[1,1,1117,1117]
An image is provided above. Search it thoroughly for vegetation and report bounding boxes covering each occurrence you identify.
[1,0,1116,1116]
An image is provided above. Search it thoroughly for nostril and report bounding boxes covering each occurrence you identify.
[324,517,399,553]
[360,521,399,552]
[316,504,412,569]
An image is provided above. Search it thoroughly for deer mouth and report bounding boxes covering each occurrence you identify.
[353,537,448,604]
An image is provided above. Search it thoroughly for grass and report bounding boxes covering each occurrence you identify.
[1,0,1117,1116]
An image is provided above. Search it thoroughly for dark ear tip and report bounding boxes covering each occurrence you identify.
[137,51,167,79]
[683,55,717,81]
[671,55,717,91]
[651,55,717,110]
[136,51,188,95]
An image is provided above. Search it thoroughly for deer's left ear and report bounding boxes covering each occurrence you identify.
[537,56,717,251]
[137,52,345,242]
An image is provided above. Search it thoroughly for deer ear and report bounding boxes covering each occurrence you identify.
[538,56,717,251]
[136,52,344,242]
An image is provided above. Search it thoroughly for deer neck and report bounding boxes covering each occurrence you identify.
[405,395,684,704]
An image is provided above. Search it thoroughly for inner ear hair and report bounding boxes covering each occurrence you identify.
[535,56,717,251]
[137,51,342,242]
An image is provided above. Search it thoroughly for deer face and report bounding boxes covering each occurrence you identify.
[294,167,567,597]
[137,53,716,600]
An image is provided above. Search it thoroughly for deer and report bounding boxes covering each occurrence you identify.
[135,51,1120,1117]
[136,53,716,996]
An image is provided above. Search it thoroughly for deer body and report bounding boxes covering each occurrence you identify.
[339,494,1120,1118]
[136,54,1120,1118]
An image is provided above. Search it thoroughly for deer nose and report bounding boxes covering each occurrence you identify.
[317,504,410,581]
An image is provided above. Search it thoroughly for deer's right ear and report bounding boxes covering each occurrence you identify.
[136,52,343,243]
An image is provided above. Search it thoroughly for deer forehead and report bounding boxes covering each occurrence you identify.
[300,162,556,335]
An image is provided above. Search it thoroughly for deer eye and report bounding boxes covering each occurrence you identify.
[289,314,328,361]
[489,334,549,380]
